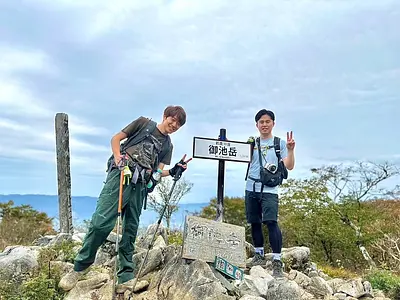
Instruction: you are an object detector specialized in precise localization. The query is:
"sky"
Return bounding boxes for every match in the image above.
[0,0,399,204]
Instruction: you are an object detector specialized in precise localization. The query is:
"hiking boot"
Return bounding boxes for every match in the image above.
[272,259,284,278]
[116,279,134,294]
[58,268,89,291]
[247,253,266,268]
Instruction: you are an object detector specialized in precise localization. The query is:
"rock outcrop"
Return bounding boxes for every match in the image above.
[0,223,393,300]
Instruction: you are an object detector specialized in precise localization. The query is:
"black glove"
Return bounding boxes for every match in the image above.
[169,159,187,180]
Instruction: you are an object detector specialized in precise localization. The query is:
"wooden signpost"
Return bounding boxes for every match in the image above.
[192,129,251,221]
[55,113,73,234]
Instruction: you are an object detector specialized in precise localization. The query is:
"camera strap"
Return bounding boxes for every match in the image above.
[247,136,284,195]
[257,136,282,167]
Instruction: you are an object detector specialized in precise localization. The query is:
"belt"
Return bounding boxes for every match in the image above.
[109,160,150,185]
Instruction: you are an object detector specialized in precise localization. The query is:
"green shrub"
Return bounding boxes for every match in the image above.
[167,229,183,246]
[0,239,78,299]
[21,273,64,300]
[318,265,358,279]
[0,200,56,251]
[366,269,400,299]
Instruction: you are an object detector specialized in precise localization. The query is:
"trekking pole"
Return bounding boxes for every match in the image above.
[128,168,183,299]
[112,157,128,300]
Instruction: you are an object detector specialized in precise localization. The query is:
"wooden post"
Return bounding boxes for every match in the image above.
[55,113,73,234]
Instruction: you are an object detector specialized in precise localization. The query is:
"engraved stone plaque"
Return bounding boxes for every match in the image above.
[182,215,246,268]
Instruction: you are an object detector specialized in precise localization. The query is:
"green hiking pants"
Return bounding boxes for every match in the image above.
[73,167,146,283]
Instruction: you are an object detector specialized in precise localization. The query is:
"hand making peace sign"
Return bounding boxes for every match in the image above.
[286,131,295,151]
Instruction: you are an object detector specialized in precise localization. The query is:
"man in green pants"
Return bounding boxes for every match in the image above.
[59,105,191,292]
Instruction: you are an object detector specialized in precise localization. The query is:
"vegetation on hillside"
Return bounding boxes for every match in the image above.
[1,160,400,298]
[196,161,400,298]
[0,200,56,251]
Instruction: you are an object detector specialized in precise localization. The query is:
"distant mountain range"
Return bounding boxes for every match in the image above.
[0,194,210,230]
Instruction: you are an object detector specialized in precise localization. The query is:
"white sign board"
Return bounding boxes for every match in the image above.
[193,137,251,163]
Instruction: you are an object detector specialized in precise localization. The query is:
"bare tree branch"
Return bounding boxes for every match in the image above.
[311,160,400,269]
[147,176,193,230]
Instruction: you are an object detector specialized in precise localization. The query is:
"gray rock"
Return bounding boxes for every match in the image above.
[306,276,333,297]
[136,223,168,250]
[93,249,111,266]
[266,278,303,300]
[288,270,311,288]
[239,295,265,300]
[327,278,347,294]
[32,235,56,246]
[105,232,120,244]
[363,281,372,294]
[162,244,180,265]
[237,274,271,298]
[265,247,311,271]
[133,247,163,278]
[245,242,255,258]
[249,265,274,280]
[150,255,235,300]
[64,272,110,300]
[48,233,72,246]
[337,278,365,298]
[153,235,167,249]
[211,267,237,293]
[0,245,40,280]
[333,292,347,299]
[72,232,86,243]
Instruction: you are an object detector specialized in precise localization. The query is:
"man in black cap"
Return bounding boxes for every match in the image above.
[245,109,295,277]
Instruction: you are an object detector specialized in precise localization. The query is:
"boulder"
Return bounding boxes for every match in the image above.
[0,245,40,281]
[150,255,236,300]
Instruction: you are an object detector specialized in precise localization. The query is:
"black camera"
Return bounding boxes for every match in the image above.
[264,163,277,173]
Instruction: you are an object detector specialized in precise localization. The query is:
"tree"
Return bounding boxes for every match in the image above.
[196,196,247,226]
[147,176,193,230]
[310,161,400,269]
[0,200,56,250]
[279,177,380,268]
[367,199,400,271]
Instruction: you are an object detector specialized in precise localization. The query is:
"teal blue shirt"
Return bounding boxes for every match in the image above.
[245,136,288,194]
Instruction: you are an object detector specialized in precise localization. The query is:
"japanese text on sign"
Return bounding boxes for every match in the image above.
[193,137,251,163]
[208,141,238,157]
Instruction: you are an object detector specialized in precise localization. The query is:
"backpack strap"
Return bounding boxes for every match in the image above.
[273,136,282,161]
[156,135,172,169]
[121,118,172,171]
[245,139,255,180]
[274,136,288,179]
[120,118,156,152]
[245,136,282,180]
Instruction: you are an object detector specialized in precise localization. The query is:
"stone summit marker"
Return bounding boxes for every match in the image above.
[182,215,246,268]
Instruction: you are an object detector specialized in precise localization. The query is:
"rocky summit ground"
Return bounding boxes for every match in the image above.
[0,223,393,300]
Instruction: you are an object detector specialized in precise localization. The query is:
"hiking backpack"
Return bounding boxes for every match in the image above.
[106,118,171,172]
[244,136,287,181]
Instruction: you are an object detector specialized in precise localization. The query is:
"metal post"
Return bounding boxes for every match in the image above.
[216,128,226,222]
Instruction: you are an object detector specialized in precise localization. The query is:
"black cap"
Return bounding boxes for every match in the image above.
[255,109,275,122]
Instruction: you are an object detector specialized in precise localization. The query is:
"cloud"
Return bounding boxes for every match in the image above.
[0,46,56,74]
[0,44,113,176]
[0,0,399,201]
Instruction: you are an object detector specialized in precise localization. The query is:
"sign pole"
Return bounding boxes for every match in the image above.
[216,128,226,222]
[192,133,251,223]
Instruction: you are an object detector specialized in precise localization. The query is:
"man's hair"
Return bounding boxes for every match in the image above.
[164,105,186,126]
[255,109,275,122]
